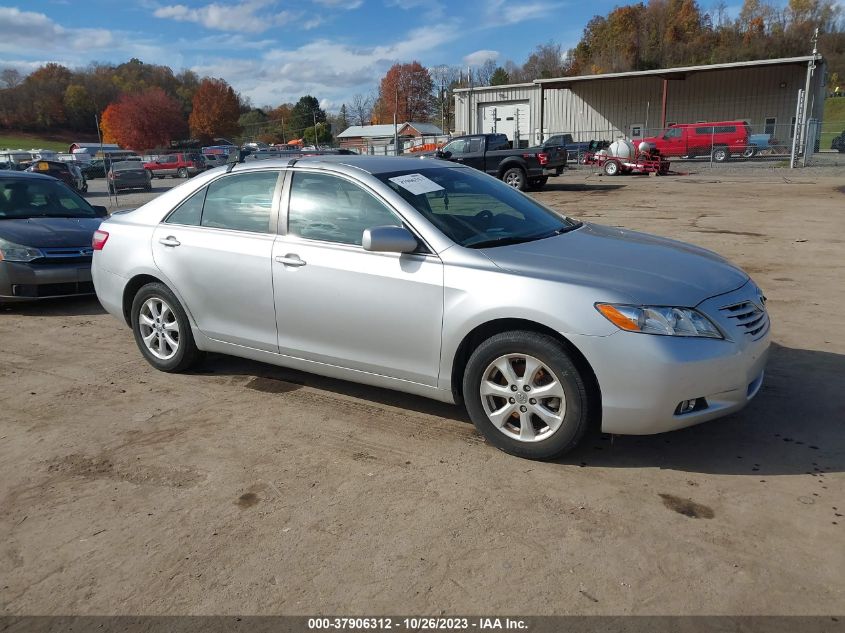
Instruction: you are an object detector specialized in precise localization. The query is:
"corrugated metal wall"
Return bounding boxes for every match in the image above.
[454,61,821,145]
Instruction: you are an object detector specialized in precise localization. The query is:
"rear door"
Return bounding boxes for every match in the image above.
[151,169,283,351]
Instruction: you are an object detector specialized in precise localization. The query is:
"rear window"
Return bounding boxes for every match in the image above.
[696,125,736,135]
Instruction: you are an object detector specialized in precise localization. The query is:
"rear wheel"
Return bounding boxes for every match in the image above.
[603,159,620,176]
[463,331,593,460]
[145,169,153,180]
[712,146,729,162]
[131,283,202,373]
[177,167,188,178]
[502,167,526,191]
[742,146,757,159]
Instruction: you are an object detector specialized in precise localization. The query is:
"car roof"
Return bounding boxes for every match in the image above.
[232,155,459,176]
[0,170,58,181]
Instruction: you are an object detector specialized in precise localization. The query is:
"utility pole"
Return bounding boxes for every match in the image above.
[393,79,399,156]
[312,110,318,146]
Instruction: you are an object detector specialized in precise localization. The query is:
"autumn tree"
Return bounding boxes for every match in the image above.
[189,78,241,142]
[99,103,120,144]
[100,88,186,151]
[375,62,434,124]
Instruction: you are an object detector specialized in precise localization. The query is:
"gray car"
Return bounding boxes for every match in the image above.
[92,157,770,459]
[108,161,152,193]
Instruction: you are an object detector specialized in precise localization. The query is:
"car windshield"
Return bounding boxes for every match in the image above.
[376,167,580,248]
[0,178,97,219]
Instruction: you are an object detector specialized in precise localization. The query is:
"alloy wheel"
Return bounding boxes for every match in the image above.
[138,297,180,360]
[479,353,566,442]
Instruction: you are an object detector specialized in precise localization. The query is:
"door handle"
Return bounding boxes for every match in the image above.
[158,236,181,247]
[275,254,306,267]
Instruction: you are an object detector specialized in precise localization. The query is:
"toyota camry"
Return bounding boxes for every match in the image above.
[92,157,770,459]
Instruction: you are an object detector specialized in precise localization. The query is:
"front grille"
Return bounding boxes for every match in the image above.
[12,281,95,298]
[32,247,93,265]
[720,300,769,339]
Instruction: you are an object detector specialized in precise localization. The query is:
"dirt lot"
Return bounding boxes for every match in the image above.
[1,170,844,616]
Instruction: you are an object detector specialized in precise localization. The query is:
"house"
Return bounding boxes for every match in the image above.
[337,122,445,154]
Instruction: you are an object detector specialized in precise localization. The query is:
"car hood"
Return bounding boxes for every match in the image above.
[480,222,749,306]
[0,217,102,248]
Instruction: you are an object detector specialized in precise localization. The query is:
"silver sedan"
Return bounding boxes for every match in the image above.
[91,157,770,459]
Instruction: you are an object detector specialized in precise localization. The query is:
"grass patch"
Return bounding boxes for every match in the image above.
[821,97,845,150]
[0,130,98,153]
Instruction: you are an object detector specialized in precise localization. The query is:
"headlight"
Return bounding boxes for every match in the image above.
[0,237,44,262]
[595,303,723,339]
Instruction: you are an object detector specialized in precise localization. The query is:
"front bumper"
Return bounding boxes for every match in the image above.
[0,260,94,302]
[573,281,771,435]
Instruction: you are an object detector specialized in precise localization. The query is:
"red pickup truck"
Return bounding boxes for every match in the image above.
[642,121,752,162]
[143,152,205,179]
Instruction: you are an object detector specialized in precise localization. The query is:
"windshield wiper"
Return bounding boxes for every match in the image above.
[466,234,546,249]
[466,225,577,249]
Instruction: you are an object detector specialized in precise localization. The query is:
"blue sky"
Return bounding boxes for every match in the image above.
[1,0,737,111]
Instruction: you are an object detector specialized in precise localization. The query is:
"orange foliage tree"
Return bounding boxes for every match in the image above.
[188,78,241,142]
[374,62,433,124]
[98,88,187,151]
[99,103,120,144]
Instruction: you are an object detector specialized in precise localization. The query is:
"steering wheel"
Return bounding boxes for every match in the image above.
[475,209,494,223]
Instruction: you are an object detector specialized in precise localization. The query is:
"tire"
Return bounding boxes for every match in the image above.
[603,159,620,176]
[712,146,729,162]
[177,167,188,178]
[742,146,757,159]
[145,169,153,180]
[501,167,526,191]
[108,184,115,194]
[528,176,548,191]
[145,183,152,191]
[462,331,594,460]
[131,282,202,373]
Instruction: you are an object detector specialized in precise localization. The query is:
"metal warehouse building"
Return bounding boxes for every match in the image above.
[453,56,826,149]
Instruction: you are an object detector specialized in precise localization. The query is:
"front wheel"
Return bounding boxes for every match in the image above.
[501,167,526,191]
[712,146,729,162]
[463,331,593,459]
[131,282,202,372]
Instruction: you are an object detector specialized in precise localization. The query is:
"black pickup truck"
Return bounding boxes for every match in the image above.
[434,133,565,190]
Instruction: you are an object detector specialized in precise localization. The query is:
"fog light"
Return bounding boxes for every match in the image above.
[675,398,707,415]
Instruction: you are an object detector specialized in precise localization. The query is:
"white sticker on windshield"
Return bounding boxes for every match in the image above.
[388,173,444,195]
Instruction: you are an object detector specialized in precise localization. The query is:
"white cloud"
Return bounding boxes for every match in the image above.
[191,23,461,108]
[463,49,499,66]
[484,0,561,26]
[153,0,298,33]
[0,7,115,53]
[312,0,363,8]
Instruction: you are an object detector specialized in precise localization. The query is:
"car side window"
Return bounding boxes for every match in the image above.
[288,172,401,246]
[468,137,483,152]
[199,171,279,233]
[664,128,682,139]
[443,139,468,155]
[166,186,207,226]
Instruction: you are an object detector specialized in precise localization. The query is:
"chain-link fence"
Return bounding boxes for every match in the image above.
[543,119,841,170]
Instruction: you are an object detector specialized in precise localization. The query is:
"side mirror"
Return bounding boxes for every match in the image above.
[362,226,418,253]
[92,205,108,218]
[439,150,452,159]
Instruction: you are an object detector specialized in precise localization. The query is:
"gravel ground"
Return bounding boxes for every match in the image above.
[1,166,843,616]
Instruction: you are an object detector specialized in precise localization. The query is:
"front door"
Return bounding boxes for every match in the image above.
[151,170,283,351]
[272,170,444,386]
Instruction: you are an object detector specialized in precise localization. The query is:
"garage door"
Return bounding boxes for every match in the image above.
[478,102,530,147]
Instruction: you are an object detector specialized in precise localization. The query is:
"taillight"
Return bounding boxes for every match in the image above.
[537,152,549,165]
[92,230,109,250]
[107,171,114,179]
